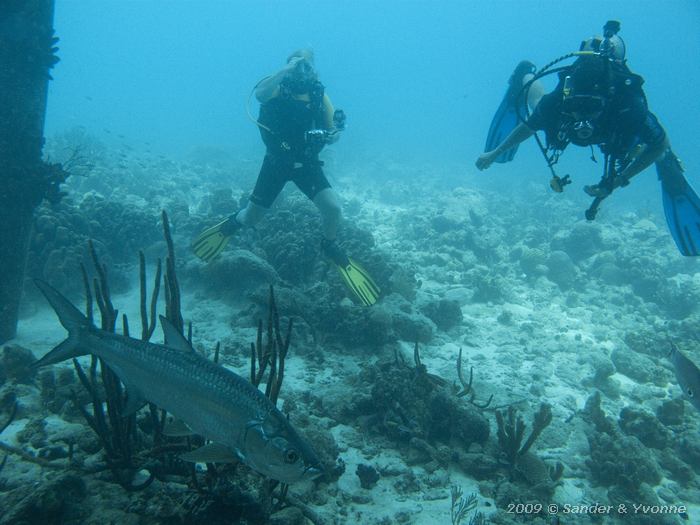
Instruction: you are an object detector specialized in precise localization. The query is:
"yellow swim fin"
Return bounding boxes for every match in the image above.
[336,258,380,306]
[191,216,240,263]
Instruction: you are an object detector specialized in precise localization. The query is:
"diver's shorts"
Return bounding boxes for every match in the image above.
[249,154,331,208]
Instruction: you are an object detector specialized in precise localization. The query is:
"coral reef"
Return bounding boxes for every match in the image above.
[588,431,662,488]
[1,212,329,525]
[450,486,486,525]
[28,197,161,294]
[550,221,606,262]
[495,404,551,469]
[344,345,490,468]
[618,406,672,449]
[355,464,380,489]
[1,346,37,384]
[4,131,700,524]
[579,391,682,522]
[192,249,280,297]
[494,404,562,497]
[545,250,578,289]
[0,473,87,525]
[420,298,463,331]
[610,346,668,386]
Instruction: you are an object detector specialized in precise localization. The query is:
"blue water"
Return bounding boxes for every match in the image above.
[46,0,700,213]
[11,2,700,521]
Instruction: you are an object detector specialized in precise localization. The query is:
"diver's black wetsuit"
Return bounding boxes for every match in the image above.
[525,66,666,159]
[250,81,332,208]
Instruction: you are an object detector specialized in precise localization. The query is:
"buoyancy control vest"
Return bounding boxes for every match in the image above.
[258,80,327,162]
[548,56,647,152]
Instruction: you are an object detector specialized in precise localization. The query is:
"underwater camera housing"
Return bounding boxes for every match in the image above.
[305,109,347,146]
[305,129,328,146]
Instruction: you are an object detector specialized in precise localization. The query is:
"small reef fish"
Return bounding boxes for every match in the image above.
[670,341,700,412]
[33,280,322,484]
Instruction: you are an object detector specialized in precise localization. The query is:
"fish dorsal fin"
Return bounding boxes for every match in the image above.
[163,418,195,437]
[180,443,242,464]
[159,315,193,352]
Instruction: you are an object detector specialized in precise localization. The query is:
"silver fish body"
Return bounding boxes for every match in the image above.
[34,280,321,483]
[670,342,700,412]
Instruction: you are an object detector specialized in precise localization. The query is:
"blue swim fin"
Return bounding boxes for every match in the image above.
[484,60,535,163]
[657,150,700,256]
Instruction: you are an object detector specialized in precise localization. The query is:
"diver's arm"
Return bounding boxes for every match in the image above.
[321,94,341,144]
[619,135,669,182]
[255,58,303,103]
[475,122,535,170]
[254,70,288,103]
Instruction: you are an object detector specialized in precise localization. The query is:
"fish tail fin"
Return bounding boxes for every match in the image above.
[33,279,91,367]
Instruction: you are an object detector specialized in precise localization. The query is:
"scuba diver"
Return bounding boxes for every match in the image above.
[191,49,380,306]
[476,21,700,257]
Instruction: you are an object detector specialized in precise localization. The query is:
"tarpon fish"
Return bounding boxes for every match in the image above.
[670,341,700,412]
[33,280,322,484]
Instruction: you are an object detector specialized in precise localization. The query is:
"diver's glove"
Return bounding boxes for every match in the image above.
[583,184,610,198]
[583,174,630,198]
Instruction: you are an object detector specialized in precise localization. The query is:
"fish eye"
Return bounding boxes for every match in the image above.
[688,388,694,398]
[284,449,299,464]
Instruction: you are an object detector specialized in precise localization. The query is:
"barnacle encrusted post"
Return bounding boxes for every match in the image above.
[0,0,65,343]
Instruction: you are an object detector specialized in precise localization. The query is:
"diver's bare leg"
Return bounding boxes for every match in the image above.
[236,201,268,227]
[313,188,342,240]
[524,72,545,110]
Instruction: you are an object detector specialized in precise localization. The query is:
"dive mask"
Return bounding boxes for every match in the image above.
[297,58,313,73]
[561,74,606,141]
[284,60,316,94]
[293,59,314,81]
[561,75,606,117]
[572,120,595,140]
